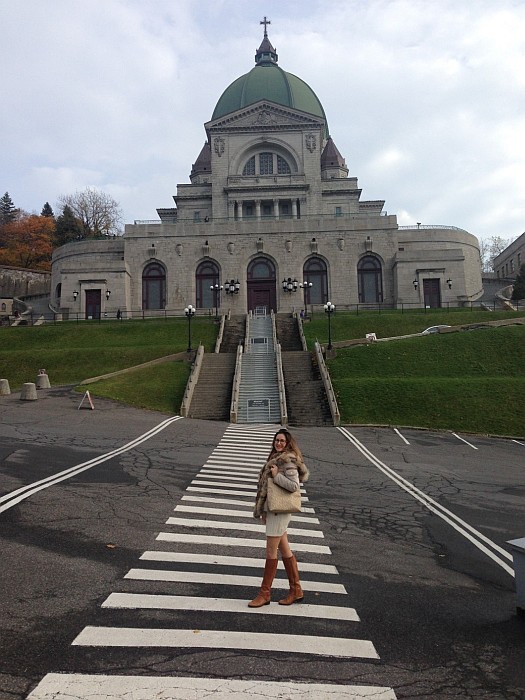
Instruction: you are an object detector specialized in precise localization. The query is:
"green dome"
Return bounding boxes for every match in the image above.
[212,62,328,134]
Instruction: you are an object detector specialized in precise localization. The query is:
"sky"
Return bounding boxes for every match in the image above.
[2,0,525,244]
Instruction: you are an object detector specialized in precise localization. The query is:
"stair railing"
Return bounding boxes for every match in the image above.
[275,342,288,426]
[179,344,205,417]
[244,313,251,353]
[229,343,244,423]
[314,340,341,426]
[296,312,308,351]
[214,315,226,353]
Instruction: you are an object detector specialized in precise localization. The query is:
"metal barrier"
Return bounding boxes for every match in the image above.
[314,340,340,426]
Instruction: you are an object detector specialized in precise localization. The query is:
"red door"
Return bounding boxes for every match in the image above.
[423,279,441,308]
[85,290,101,319]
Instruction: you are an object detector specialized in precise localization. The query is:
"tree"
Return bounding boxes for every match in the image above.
[54,204,82,246]
[511,263,525,300]
[0,215,54,270]
[57,187,123,238]
[479,235,513,273]
[0,192,18,226]
[41,202,54,218]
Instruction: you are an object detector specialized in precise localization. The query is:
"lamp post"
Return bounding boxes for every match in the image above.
[324,301,335,350]
[185,304,195,354]
[105,290,111,300]
[225,279,240,295]
[210,283,223,318]
[73,290,79,301]
[300,280,312,318]
[413,279,419,290]
[446,278,452,289]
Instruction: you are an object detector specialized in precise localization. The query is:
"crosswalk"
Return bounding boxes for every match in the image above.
[27,424,397,700]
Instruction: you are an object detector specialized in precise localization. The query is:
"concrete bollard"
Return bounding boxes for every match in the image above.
[20,382,38,401]
[0,379,11,395]
[508,538,525,616]
[35,372,51,389]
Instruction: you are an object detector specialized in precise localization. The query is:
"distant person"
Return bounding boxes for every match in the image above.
[249,429,309,607]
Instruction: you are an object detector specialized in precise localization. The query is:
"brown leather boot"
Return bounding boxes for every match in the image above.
[248,558,278,607]
[278,554,304,605]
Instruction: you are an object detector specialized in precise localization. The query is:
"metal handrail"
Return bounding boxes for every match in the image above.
[229,344,243,423]
[179,345,204,417]
[314,341,340,426]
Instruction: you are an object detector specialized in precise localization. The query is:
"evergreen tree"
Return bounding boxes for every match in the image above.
[511,263,525,300]
[41,202,54,218]
[0,192,17,225]
[55,205,82,246]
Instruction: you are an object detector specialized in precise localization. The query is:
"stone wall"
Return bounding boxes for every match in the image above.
[0,266,51,298]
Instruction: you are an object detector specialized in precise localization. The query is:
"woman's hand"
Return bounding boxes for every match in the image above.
[261,514,267,525]
[270,465,278,478]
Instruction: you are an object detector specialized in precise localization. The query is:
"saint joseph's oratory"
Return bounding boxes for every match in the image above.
[51,24,483,319]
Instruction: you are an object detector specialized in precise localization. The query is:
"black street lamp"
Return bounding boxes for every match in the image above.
[225,279,240,295]
[72,290,79,301]
[282,277,298,293]
[185,304,195,353]
[324,301,335,350]
[446,278,452,289]
[413,279,419,290]
[300,280,312,318]
[210,283,223,318]
[105,290,111,300]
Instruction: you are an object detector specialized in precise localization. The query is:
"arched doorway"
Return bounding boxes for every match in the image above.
[303,257,328,305]
[142,262,166,309]
[358,255,383,303]
[196,260,219,310]
[247,257,276,313]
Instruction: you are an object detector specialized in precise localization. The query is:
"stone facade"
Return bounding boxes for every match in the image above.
[494,231,525,279]
[51,29,482,319]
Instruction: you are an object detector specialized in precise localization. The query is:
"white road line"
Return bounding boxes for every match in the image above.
[0,415,184,514]
[174,505,320,524]
[187,486,256,497]
[202,464,260,473]
[180,494,316,513]
[139,551,338,573]
[165,517,324,538]
[156,532,332,553]
[124,568,346,593]
[452,432,478,449]
[191,479,257,489]
[512,439,525,446]
[194,474,258,483]
[73,627,374,658]
[103,593,356,619]
[338,427,514,576]
[27,674,397,700]
[394,428,410,445]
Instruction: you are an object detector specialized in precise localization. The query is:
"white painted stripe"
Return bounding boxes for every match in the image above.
[512,439,525,446]
[394,428,410,445]
[207,457,263,466]
[0,416,184,514]
[187,486,256,497]
[73,627,374,658]
[165,517,323,538]
[180,495,316,513]
[195,474,258,483]
[124,568,346,593]
[338,427,514,576]
[103,592,357,619]
[27,674,396,699]
[140,551,337,573]
[156,532,332,553]
[203,464,260,473]
[191,479,257,489]
[452,432,478,449]
[174,505,320,524]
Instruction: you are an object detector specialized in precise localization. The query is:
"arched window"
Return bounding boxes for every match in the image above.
[241,152,293,176]
[248,258,276,280]
[358,255,383,303]
[142,262,166,310]
[196,260,219,309]
[303,257,328,305]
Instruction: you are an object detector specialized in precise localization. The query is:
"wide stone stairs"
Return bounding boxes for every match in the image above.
[220,315,246,353]
[186,353,236,421]
[276,313,333,426]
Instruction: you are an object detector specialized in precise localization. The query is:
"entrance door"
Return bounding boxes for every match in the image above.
[423,279,441,308]
[85,290,101,319]
[247,257,276,313]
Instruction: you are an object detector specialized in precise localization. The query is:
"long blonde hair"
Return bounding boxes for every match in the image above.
[268,429,303,461]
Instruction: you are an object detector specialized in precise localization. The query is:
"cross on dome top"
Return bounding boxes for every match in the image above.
[255,16,278,64]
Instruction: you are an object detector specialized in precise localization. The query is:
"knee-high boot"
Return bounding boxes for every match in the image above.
[248,558,278,608]
[278,554,304,605]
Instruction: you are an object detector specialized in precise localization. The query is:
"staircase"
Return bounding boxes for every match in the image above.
[187,353,236,421]
[220,316,246,352]
[237,314,281,423]
[275,314,333,427]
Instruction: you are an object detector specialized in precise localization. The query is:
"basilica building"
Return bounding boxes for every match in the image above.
[51,24,483,319]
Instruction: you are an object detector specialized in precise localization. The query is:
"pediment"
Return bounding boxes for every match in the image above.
[205,100,324,132]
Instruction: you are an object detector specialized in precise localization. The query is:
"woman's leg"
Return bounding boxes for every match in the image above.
[248,536,279,608]
[277,532,293,559]
[266,535,281,559]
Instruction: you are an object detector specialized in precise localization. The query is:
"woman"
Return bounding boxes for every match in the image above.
[249,428,309,608]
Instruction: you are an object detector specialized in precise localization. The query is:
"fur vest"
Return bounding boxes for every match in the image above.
[253,450,309,518]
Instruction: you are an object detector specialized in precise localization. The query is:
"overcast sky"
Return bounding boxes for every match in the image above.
[2,0,524,243]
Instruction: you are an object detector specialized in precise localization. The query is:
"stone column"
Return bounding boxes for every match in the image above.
[273,198,279,220]
[292,199,298,219]
[255,199,261,220]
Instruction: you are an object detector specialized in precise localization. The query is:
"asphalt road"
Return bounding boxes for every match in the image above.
[0,387,524,699]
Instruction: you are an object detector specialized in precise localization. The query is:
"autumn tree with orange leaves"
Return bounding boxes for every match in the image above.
[0,215,55,270]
